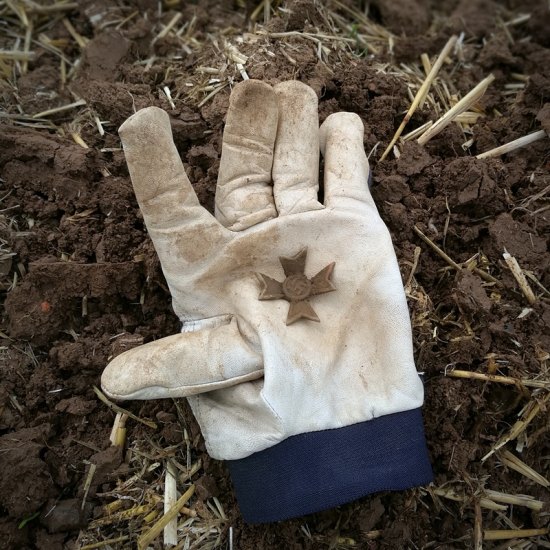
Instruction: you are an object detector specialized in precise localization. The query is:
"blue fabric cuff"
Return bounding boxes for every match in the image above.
[227,407,433,523]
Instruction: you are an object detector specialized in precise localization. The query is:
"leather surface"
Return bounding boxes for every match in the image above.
[101,80,424,460]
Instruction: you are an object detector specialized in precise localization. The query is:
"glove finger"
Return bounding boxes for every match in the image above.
[215,80,278,231]
[319,113,373,209]
[119,107,224,266]
[101,316,263,400]
[272,81,324,215]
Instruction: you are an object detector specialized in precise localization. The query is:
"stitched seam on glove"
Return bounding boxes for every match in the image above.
[181,314,233,333]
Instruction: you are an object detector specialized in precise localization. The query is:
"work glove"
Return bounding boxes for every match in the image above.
[101,80,433,523]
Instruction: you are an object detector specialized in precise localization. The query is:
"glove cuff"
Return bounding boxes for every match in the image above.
[227,407,433,523]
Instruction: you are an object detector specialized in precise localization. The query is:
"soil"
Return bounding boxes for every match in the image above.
[1,0,549,549]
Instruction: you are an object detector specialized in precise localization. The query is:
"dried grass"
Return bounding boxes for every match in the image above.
[76,406,226,549]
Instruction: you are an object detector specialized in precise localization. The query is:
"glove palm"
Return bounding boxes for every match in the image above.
[101,80,431,522]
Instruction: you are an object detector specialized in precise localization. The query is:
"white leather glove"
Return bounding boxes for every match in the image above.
[101,80,432,523]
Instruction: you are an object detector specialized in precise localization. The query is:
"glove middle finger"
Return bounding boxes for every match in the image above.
[272,81,324,216]
[215,80,278,231]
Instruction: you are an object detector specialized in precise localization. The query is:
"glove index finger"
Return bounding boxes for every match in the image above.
[319,112,373,210]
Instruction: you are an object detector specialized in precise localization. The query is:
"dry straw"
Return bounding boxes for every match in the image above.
[502,251,537,304]
[447,369,550,389]
[163,462,179,546]
[483,392,550,461]
[484,528,549,541]
[379,35,458,161]
[413,226,500,285]
[417,74,495,145]
[93,386,157,429]
[477,129,548,158]
[499,450,550,487]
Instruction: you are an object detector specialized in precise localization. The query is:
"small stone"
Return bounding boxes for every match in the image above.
[194,475,219,501]
[156,411,176,423]
[42,499,87,533]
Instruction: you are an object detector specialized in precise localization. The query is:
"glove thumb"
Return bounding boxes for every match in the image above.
[101,317,263,400]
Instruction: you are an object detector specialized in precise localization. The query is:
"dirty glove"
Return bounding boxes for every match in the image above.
[101,80,432,523]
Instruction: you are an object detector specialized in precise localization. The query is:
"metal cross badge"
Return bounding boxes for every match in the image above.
[256,248,336,325]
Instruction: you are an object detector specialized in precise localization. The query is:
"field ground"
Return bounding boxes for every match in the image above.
[1,0,549,548]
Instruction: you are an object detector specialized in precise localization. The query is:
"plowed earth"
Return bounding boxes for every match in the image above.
[0,0,549,548]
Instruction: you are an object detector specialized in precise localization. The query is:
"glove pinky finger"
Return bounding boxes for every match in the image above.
[119,106,225,266]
